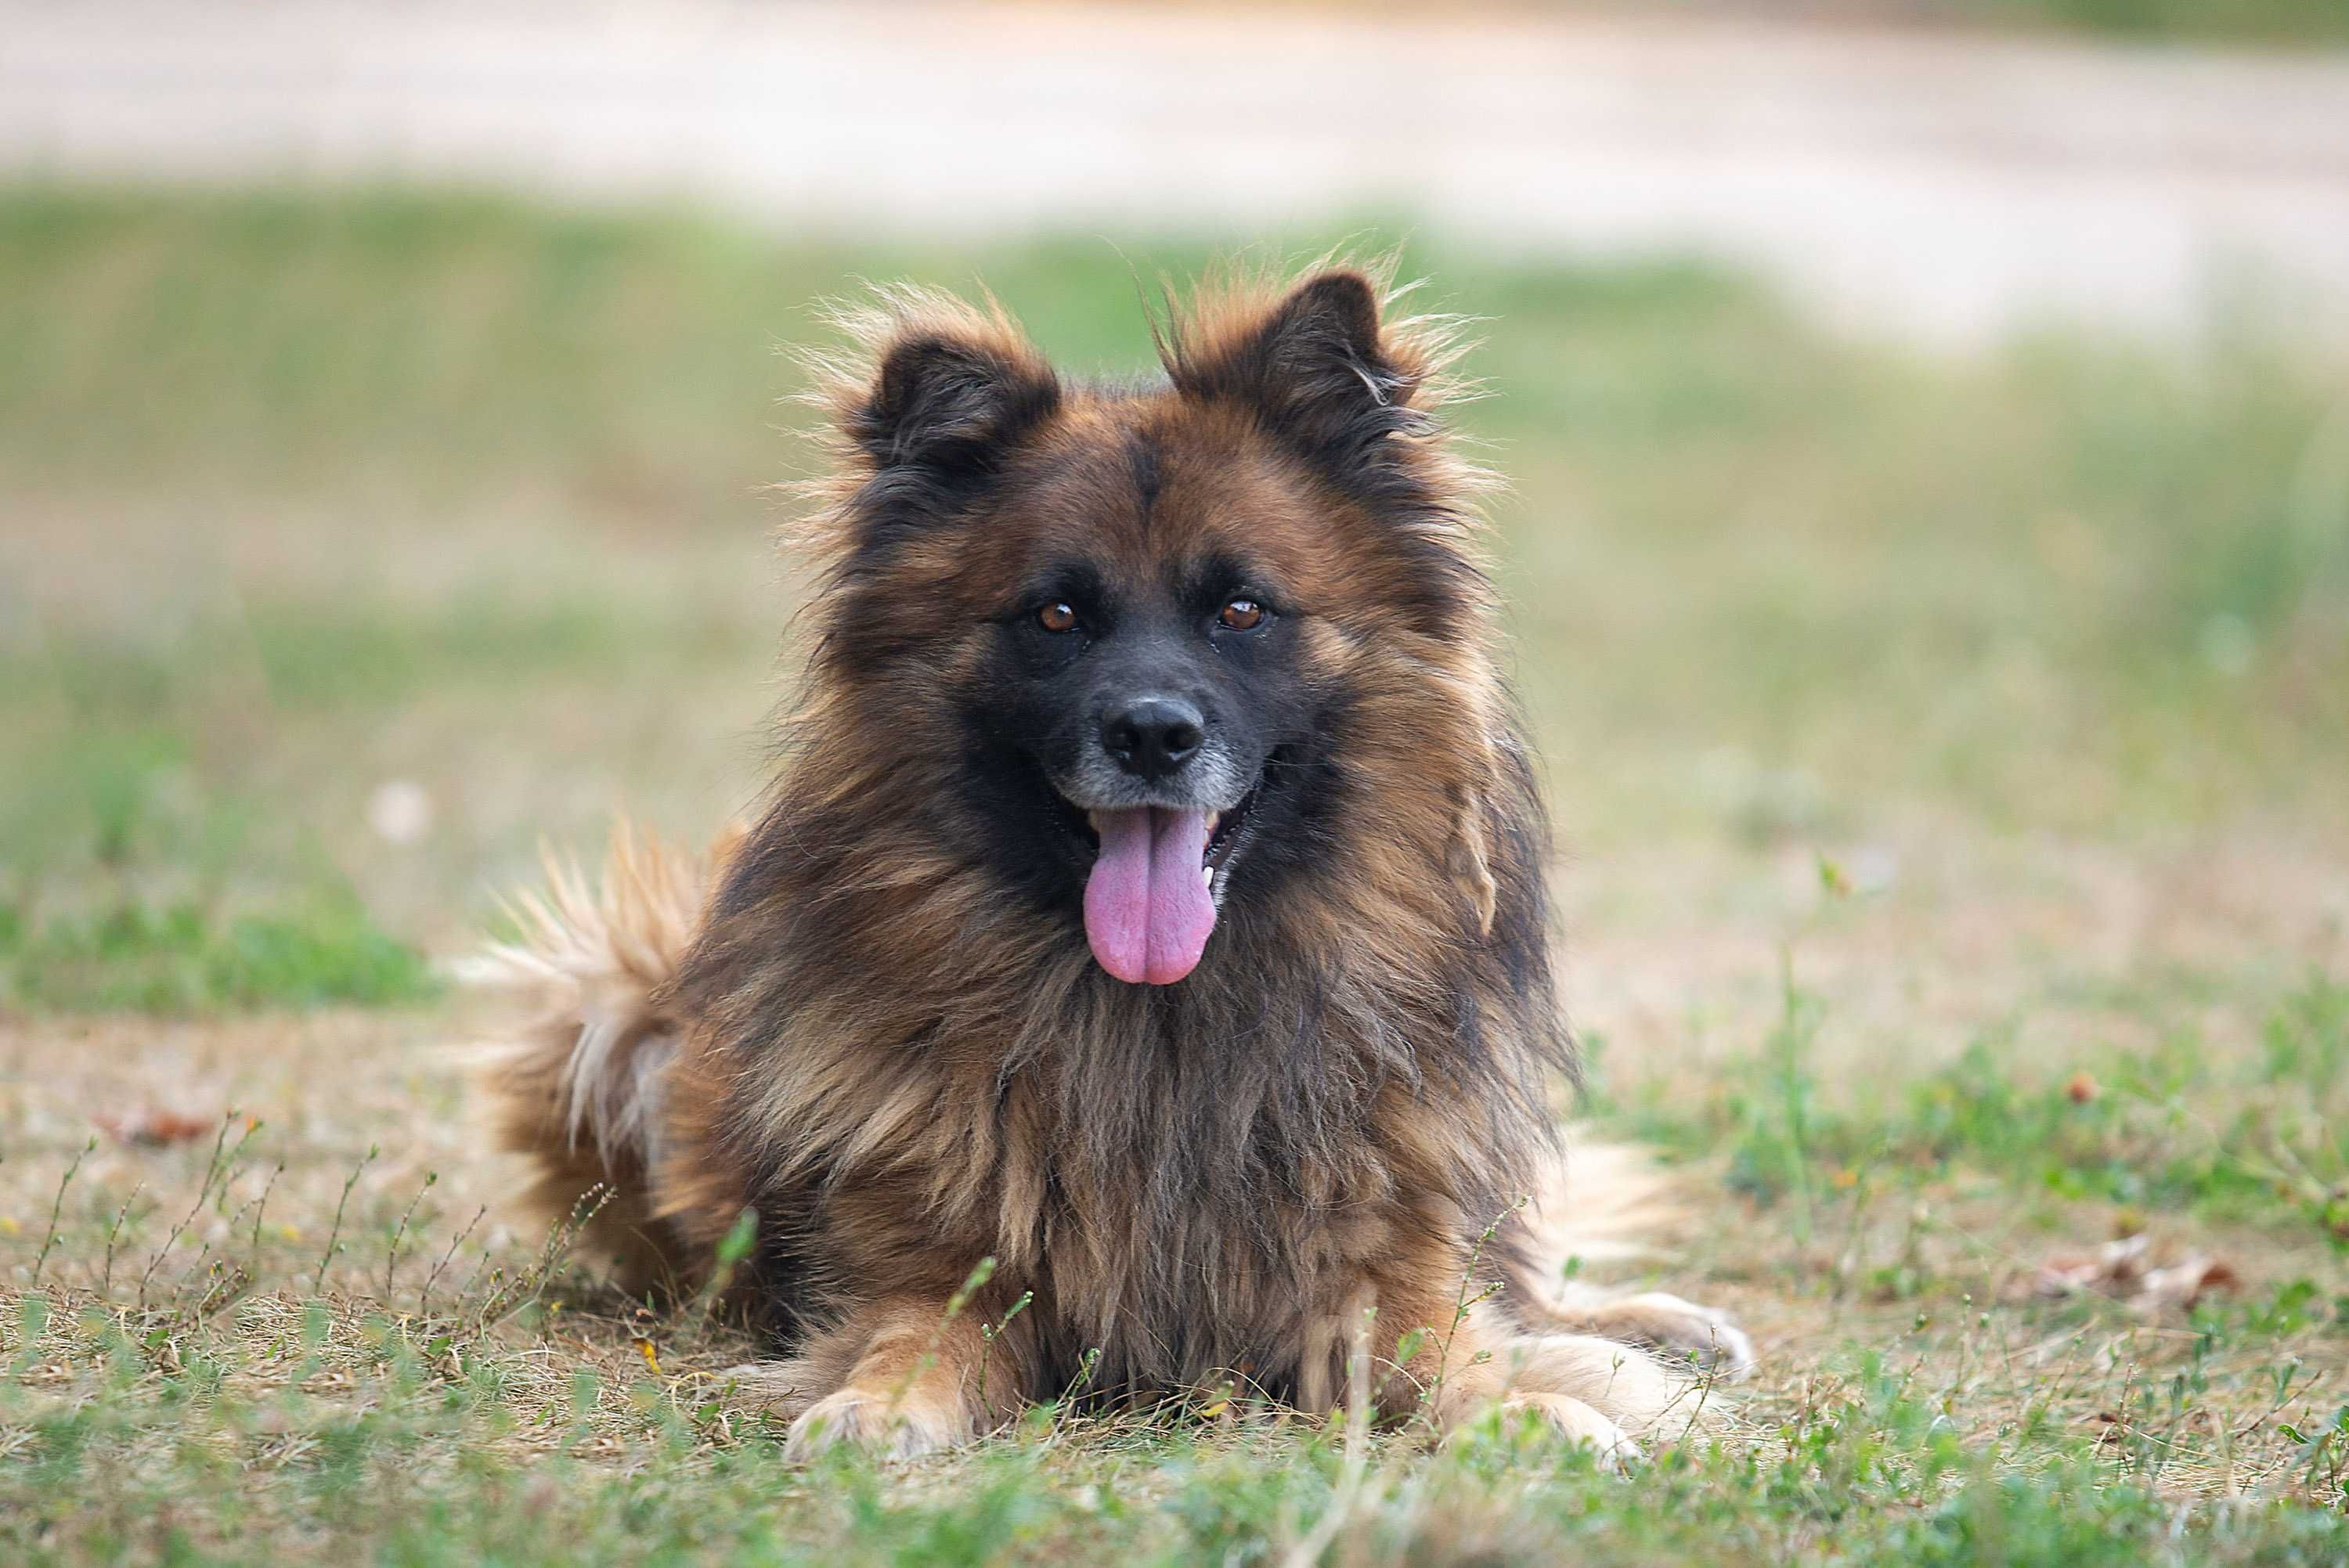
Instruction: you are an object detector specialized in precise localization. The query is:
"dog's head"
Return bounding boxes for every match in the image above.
[800,268,1511,986]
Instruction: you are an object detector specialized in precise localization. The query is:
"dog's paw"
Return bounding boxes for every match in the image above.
[723,1359,814,1414]
[1492,1393,1644,1471]
[781,1386,966,1462]
[1586,1292,1755,1381]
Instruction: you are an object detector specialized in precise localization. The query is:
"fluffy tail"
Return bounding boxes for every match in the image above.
[467,821,731,1299]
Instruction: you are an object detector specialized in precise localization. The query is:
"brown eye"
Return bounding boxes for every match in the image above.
[1218,598,1264,631]
[1037,601,1079,633]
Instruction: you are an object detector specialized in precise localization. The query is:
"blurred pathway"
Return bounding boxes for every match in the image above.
[5,1,2349,343]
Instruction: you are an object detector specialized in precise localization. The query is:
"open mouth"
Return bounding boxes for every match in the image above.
[1097,784,1260,891]
[1202,785,1260,880]
[1070,783,1261,885]
[1071,778,1263,987]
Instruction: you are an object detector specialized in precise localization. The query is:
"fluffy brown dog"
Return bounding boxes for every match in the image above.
[478,265,1750,1462]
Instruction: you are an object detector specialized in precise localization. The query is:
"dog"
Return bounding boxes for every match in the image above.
[476,265,1752,1462]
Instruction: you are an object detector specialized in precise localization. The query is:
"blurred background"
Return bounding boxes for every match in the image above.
[4,0,2346,1084]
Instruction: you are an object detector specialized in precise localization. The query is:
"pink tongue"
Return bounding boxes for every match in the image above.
[1082,806,1217,985]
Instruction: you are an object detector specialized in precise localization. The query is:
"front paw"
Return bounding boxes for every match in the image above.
[1591,1292,1755,1380]
[1463,1393,1644,1471]
[782,1386,968,1462]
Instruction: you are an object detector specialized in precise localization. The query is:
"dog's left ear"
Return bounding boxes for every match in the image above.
[1178,270,1424,470]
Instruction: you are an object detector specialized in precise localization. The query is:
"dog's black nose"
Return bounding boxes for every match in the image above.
[1100,697,1204,781]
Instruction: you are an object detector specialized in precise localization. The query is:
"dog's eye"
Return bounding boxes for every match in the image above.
[1218,598,1265,631]
[1036,601,1080,634]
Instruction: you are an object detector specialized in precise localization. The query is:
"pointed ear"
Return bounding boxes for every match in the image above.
[1175,270,1423,467]
[847,331,1060,483]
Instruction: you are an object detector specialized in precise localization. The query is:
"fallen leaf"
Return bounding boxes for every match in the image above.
[2027,1234,2239,1313]
[2135,1255,2239,1310]
[95,1108,217,1148]
[2034,1235,2151,1296]
[635,1337,661,1375]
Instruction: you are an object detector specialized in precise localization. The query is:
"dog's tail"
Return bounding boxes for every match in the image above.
[467,820,734,1300]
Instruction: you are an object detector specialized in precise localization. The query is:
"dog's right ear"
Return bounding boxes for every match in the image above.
[846,331,1061,486]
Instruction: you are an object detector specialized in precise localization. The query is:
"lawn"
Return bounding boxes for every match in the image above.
[2,188,2347,1564]
[1944,0,2349,45]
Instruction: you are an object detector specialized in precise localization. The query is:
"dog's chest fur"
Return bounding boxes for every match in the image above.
[743,960,1513,1398]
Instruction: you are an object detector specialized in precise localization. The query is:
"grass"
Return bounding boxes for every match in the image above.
[1608,964,2349,1252]
[2,186,2347,1561]
[1536,1,2349,47]
[0,899,437,1015]
[1973,0,2349,45]
[4,989,2346,1564]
